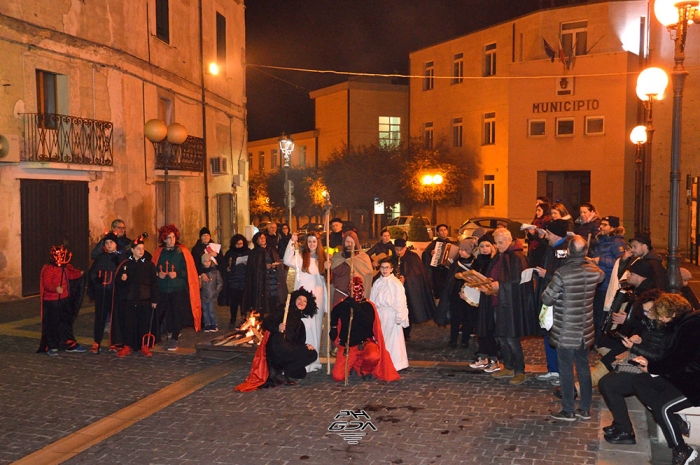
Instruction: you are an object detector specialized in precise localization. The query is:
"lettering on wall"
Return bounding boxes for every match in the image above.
[532,99,599,113]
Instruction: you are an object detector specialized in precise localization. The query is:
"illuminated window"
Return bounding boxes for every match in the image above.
[452,53,463,84]
[585,116,604,135]
[484,43,497,77]
[379,116,401,147]
[452,118,463,147]
[556,117,575,137]
[483,175,495,206]
[423,61,434,91]
[561,21,587,57]
[424,122,434,148]
[483,112,496,145]
[528,120,546,137]
[258,151,265,172]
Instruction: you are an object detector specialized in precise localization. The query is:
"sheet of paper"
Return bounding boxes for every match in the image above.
[205,243,222,254]
[235,255,248,266]
[521,268,536,284]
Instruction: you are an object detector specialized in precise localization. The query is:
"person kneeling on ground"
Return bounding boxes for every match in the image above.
[330,277,400,383]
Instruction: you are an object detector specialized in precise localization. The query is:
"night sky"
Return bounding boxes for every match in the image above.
[245,0,556,141]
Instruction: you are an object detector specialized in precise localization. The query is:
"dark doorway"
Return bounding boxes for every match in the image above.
[538,170,591,217]
[20,180,89,296]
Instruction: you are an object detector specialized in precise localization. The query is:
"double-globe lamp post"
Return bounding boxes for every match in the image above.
[422,173,443,226]
[278,133,295,229]
[654,0,699,293]
[634,67,668,236]
[144,119,188,226]
[630,125,648,236]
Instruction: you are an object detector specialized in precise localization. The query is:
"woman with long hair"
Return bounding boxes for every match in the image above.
[284,230,327,372]
[550,203,574,233]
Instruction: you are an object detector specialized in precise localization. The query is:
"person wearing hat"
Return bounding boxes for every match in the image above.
[330,277,400,383]
[392,238,436,341]
[532,219,572,383]
[628,233,668,291]
[87,232,124,354]
[435,237,477,349]
[470,233,500,371]
[590,216,627,340]
[115,234,159,357]
[191,227,218,276]
[324,217,345,250]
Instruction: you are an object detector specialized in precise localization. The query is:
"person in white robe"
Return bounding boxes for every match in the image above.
[370,257,409,371]
[284,231,328,372]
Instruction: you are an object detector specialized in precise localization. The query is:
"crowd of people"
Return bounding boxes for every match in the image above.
[38,204,700,464]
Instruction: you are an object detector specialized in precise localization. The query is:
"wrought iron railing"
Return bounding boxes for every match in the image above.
[22,113,113,165]
[154,136,205,172]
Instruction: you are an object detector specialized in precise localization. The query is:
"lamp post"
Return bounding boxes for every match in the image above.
[654,0,699,293]
[279,133,295,229]
[421,173,443,225]
[630,125,648,236]
[144,119,188,226]
[635,66,668,235]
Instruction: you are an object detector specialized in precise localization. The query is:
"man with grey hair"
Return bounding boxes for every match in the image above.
[542,235,604,421]
[481,228,537,385]
[91,219,132,259]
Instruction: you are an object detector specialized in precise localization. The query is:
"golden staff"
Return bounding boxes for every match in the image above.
[344,306,354,386]
[281,293,291,337]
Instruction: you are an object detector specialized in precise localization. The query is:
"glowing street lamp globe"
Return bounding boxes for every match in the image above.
[636,67,669,101]
[630,125,648,145]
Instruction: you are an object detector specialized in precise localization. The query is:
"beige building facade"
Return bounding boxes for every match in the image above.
[409,0,698,246]
[410,1,647,230]
[0,0,248,298]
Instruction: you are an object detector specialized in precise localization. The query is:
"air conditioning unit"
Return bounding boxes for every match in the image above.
[210,157,229,176]
[0,134,20,163]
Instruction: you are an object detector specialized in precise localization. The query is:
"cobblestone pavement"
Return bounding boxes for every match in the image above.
[4,264,700,465]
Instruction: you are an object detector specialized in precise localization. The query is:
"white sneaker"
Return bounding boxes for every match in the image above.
[469,358,489,369]
[536,372,560,381]
[483,361,502,373]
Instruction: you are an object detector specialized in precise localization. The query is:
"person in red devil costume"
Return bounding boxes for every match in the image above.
[38,245,86,356]
[330,276,400,383]
[151,224,202,351]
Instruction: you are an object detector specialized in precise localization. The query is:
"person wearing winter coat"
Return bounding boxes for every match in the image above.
[200,253,223,332]
[541,236,604,421]
[222,234,249,325]
[591,216,627,339]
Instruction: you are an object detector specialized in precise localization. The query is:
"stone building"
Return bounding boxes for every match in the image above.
[0,0,248,298]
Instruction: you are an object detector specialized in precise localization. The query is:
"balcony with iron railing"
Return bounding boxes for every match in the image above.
[21,113,205,172]
[22,113,114,166]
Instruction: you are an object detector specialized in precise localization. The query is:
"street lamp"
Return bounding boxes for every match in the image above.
[279,133,295,229]
[630,125,648,235]
[653,0,699,292]
[635,66,668,235]
[421,173,443,225]
[144,119,188,226]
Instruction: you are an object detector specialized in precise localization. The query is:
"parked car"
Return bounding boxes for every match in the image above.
[296,222,325,241]
[387,216,434,239]
[457,217,512,240]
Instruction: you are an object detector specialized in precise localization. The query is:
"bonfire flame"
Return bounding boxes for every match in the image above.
[212,311,264,347]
